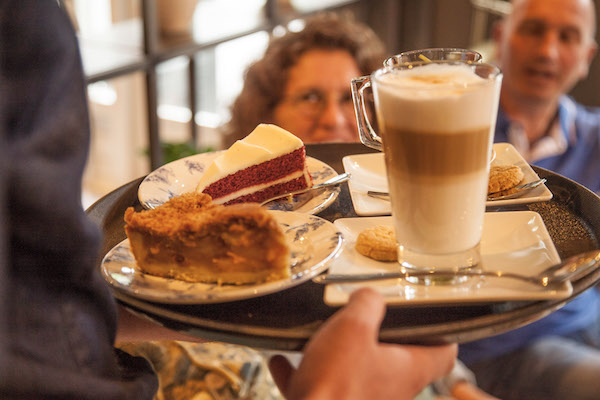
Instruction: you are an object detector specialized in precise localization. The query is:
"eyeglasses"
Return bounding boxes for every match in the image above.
[281,89,356,120]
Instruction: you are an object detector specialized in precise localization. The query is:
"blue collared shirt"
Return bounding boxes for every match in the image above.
[459,97,600,365]
[495,96,600,194]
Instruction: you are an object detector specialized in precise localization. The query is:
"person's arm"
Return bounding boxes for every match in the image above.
[449,381,500,400]
[116,305,206,343]
[432,359,499,400]
[269,288,457,400]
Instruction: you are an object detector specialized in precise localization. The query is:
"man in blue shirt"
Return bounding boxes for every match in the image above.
[496,96,600,194]
[493,0,600,194]
[459,0,600,399]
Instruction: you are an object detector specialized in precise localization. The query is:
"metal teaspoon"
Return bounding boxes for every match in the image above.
[312,250,600,287]
[260,173,350,209]
[366,178,547,202]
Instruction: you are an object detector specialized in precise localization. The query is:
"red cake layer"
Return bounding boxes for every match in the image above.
[201,147,312,202]
[224,177,309,205]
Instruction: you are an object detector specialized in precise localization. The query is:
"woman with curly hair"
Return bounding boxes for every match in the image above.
[223,12,386,146]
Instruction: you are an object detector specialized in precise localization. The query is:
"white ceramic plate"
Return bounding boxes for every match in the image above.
[343,142,553,216]
[139,152,340,215]
[101,211,343,304]
[323,211,571,306]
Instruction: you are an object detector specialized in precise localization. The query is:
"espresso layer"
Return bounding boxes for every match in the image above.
[382,126,490,178]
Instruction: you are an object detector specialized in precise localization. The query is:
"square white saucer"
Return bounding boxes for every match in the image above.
[323,211,571,306]
[343,142,553,216]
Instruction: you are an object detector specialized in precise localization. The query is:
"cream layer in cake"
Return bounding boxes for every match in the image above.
[196,124,313,205]
[208,170,309,205]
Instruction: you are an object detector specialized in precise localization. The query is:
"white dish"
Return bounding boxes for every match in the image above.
[102,211,343,304]
[139,152,340,215]
[324,211,571,306]
[343,142,553,216]
[342,153,390,216]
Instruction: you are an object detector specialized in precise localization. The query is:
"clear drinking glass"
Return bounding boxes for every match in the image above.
[383,48,482,68]
[352,48,484,151]
[352,60,502,284]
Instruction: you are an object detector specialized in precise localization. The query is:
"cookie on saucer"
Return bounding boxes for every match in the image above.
[488,165,524,194]
[355,225,397,261]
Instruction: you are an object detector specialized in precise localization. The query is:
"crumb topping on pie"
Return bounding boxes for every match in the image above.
[124,193,291,285]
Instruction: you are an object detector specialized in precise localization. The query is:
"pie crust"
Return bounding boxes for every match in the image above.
[124,193,291,284]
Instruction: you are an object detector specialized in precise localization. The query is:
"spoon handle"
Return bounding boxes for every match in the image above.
[487,178,547,200]
[367,179,547,202]
[313,269,544,286]
[260,173,350,206]
[314,250,600,287]
[313,172,351,189]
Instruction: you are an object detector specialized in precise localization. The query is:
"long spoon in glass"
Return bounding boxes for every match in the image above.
[367,179,547,202]
[313,250,600,287]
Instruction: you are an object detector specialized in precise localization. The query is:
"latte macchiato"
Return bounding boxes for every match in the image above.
[371,62,502,274]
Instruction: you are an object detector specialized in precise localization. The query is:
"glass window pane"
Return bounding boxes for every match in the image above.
[290,0,355,13]
[212,31,270,118]
[191,0,268,43]
[196,31,269,149]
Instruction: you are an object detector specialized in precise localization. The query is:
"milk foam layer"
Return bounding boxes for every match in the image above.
[375,63,499,133]
[375,63,501,256]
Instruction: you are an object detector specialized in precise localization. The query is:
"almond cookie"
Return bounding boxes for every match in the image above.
[355,225,397,261]
[488,165,524,194]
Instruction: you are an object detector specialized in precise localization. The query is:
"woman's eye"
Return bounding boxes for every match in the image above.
[341,92,354,104]
[298,91,323,104]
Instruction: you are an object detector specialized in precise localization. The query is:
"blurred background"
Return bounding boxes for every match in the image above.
[66,0,600,207]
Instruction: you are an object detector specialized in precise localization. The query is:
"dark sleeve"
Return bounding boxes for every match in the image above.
[0,1,157,398]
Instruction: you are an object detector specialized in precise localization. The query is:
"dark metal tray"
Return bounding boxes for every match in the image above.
[87,143,600,350]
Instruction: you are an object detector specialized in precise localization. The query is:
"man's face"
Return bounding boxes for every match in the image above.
[496,0,596,104]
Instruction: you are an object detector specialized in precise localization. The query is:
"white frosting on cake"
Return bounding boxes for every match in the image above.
[196,124,304,192]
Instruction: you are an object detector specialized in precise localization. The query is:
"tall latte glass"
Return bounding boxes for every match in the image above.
[352,61,502,284]
[384,48,482,68]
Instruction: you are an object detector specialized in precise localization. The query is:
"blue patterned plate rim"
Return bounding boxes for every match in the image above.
[101,210,344,304]
[138,152,340,215]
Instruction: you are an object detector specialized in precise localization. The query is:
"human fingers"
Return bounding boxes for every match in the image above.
[321,287,386,341]
[382,342,458,393]
[297,289,456,400]
[268,354,295,396]
[452,381,501,400]
[297,289,386,384]
[347,286,386,317]
[292,288,385,378]
[279,289,387,399]
[409,343,457,378]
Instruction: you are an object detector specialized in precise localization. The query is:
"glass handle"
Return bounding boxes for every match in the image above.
[351,75,382,151]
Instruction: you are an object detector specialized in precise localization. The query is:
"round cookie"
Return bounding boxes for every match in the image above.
[355,225,397,261]
[488,165,524,194]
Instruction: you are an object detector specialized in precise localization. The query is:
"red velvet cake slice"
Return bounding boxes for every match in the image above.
[196,124,313,205]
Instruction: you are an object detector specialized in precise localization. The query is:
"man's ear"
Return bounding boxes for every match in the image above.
[492,20,505,61]
[580,42,598,79]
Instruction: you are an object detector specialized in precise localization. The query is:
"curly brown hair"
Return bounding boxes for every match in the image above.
[222,12,386,146]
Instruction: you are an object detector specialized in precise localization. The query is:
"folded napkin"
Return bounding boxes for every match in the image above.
[118,341,283,399]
